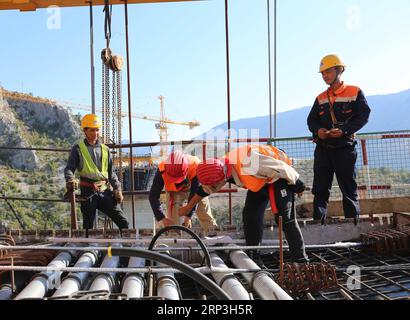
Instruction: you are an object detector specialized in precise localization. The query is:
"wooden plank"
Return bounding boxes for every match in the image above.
[296,197,410,218]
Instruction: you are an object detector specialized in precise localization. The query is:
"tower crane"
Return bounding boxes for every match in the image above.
[56,96,200,159]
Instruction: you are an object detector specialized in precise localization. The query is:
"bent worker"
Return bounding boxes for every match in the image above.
[178,144,309,263]
[149,150,218,235]
[64,114,129,236]
[307,54,371,223]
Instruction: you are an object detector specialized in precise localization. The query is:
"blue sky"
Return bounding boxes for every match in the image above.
[1,0,410,143]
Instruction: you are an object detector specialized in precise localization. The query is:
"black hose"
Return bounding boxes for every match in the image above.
[111,247,231,300]
[148,225,212,268]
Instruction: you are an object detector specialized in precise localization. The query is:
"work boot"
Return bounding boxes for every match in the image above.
[292,256,310,264]
[248,250,267,269]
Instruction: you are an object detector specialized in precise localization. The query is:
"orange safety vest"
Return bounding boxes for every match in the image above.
[226,145,292,193]
[317,83,360,107]
[158,155,200,192]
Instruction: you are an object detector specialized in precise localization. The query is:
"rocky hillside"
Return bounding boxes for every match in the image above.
[0,89,81,170]
[0,88,82,229]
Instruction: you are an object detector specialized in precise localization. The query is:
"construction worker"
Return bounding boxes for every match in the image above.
[178,145,309,263]
[64,114,129,236]
[149,150,218,234]
[307,54,371,223]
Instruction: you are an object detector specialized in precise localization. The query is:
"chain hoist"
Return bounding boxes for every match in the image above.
[100,0,124,185]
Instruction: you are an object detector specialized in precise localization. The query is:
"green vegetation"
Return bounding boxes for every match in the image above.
[0,167,71,230]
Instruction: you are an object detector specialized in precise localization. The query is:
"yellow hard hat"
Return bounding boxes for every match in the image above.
[81,114,102,129]
[319,54,346,73]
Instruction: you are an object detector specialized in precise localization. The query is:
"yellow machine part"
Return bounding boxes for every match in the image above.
[0,0,196,12]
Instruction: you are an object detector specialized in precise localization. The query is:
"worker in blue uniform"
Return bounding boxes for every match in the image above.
[307,54,371,224]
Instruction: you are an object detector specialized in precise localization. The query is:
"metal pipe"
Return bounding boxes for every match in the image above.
[111,247,231,300]
[89,1,95,113]
[273,0,277,139]
[0,196,66,202]
[340,288,354,300]
[121,245,145,299]
[156,272,180,300]
[224,0,232,225]
[156,246,180,300]
[0,129,407,152]
[0,271,47,300]
[124,0,136,229]
[148,225,212,269]
[2,241,365,250]
[0,284,13,300]
[208,252,249,300]
[267,0,272,139]
[5,263,410,274]
[52,247,99,298]
[0,146,70,152]
[278,216,284,285]
[69,190,77,231]
[0,265,273,274]
[0,239,365,251]
[229,246,292,300]
[89,244,121,292]
[306,292,315,300]
[15,248,76,300]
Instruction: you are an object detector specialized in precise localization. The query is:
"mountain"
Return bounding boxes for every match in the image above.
[197,89,410,139]
[0,89,82,229]
[0,89,81,170]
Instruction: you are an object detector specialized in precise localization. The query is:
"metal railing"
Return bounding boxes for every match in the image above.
[1,130,410,230]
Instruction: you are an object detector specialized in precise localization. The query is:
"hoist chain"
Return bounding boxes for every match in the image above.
[100,1,124,186]
[117,70,123,186]
[105,64,111,143]
[111,71,116,145]
[101,62,105,141]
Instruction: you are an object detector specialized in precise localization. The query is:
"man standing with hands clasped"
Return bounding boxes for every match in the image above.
[307,54,371,224]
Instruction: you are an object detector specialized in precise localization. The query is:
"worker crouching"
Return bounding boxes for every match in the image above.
[149,151,218,235]
[179,144,309,263]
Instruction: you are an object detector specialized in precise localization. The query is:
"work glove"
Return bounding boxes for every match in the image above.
[114,189,124,204]
[66,178,79,192]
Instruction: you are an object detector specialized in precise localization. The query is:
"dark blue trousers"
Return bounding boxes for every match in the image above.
[80,188,129,230]
[242,179,308,263]
[312,144,360,220]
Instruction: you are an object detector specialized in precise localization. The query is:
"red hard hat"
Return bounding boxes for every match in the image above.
[164,151,189,183]
[197,158,232,186]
